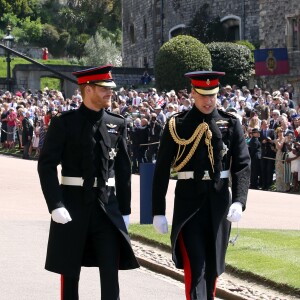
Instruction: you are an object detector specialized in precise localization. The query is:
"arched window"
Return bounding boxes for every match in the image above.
[221,15,241,41]
[169,24,187,40]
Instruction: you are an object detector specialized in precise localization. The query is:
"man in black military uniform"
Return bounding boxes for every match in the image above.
[152,71,250,300]
[38,65,139,300]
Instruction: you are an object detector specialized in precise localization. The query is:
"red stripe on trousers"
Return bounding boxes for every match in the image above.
[213,277,218,298]
[61,275,64,300]
[178,232,192,300]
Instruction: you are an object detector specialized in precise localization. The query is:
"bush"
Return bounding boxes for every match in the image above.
[154,35,212,92]
[206,42,253,87]
[235,40,256,64]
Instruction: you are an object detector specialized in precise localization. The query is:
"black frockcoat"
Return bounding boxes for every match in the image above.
[38,104,139,276]
[152,107,250,276]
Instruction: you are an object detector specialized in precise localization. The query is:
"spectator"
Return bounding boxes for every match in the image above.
[147,113,163,163]
[1,103,9,148]
[22,111,33,159]
[7,107,17,149]
[154,105,166,125]
[286,142,300,192]
[260,120,276,190]
[42,47,49,60]
[274,127,290,192]
[255,96,270,121]
[249,128,261,189]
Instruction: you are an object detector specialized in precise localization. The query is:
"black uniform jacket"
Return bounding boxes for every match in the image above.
[38,104,139,276]
[152,107,250,275]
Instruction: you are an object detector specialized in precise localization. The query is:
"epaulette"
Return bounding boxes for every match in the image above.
[171,110,189,119]
[56,109,76,118]
[105,110,125,119]
[217,109,237,119]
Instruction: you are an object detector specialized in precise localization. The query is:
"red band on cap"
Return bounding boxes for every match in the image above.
[191,78,219,88]
[77,72,112,84]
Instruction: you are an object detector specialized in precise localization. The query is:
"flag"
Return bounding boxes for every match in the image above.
[254,48,289,76]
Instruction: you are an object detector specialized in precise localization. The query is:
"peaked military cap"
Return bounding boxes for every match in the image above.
[72,64,116,88]
[185,71,225,95]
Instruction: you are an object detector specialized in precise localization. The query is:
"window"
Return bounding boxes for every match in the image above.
[287,17,300,50]
[129,24,135,44]
[221,16,241,41]
[143,18,147,39]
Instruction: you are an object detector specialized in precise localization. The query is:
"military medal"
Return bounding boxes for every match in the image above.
[108,148,117,160]
[221,142,229,157]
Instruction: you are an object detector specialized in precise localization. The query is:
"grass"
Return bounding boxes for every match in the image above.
[129,224,300,293]
[0,56,74,77]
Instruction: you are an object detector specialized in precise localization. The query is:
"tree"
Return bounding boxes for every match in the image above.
[188,4,227,43]
[80,31,122,66]
[154,35,212,92]
[18,16,43,45]
[206,42,253,86]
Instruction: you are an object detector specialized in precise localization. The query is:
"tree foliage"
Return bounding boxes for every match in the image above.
[188,4,227,43]
[80,31,122,66]
[154,35,212,92]
[0,0,122,59]
[206,42,253,86]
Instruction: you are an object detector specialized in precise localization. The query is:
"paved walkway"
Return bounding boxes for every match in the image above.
[0,155,299,300]
[132,167,300,230]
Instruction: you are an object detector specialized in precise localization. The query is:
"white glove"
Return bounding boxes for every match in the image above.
[51,207,72,224]
[153,215,168,234]
[123,215,130,230]
[227,202,243,222]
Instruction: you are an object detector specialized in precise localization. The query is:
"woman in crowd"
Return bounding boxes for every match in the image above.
[7,108,17,149]
[274,127,290,192]
[0,103,9,148]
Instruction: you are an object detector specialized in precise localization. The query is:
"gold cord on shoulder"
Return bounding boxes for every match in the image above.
[169,116,214,172]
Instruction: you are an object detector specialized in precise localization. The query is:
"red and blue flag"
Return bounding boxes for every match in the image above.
[254,48,289,76]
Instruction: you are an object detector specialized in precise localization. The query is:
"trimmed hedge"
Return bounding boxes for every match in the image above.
[154,35,212,92]
[206,42,253,87]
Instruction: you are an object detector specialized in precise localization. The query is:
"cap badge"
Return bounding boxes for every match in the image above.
[206,79,210,85]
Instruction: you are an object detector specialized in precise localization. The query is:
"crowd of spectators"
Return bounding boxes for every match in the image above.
[1,82,300,193]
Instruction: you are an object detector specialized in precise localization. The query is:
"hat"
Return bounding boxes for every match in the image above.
[72,65,116,88]
[252,128,259,134]
[272,90,282,100]
[154,105,162,110]
[225,85,232,90]
[185,71,225,95]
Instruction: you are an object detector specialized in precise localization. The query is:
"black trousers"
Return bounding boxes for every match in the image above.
[61,202,121,300]
[179,204,217,300]
[250,158,261,188]
[260,157,275,189]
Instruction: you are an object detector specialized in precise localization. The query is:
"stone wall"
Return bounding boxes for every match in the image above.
[258,0,300,100]
[122,0,260,68]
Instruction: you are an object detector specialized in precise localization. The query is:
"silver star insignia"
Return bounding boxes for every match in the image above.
[221,142,229,157]
[109,148,117,160]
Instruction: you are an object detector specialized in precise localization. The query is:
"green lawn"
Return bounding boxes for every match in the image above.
[129,224,300,292]
[0,56,74,77]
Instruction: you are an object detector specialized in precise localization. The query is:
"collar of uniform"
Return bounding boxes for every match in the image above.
[187,106,219,121]
[79,103,104,122]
